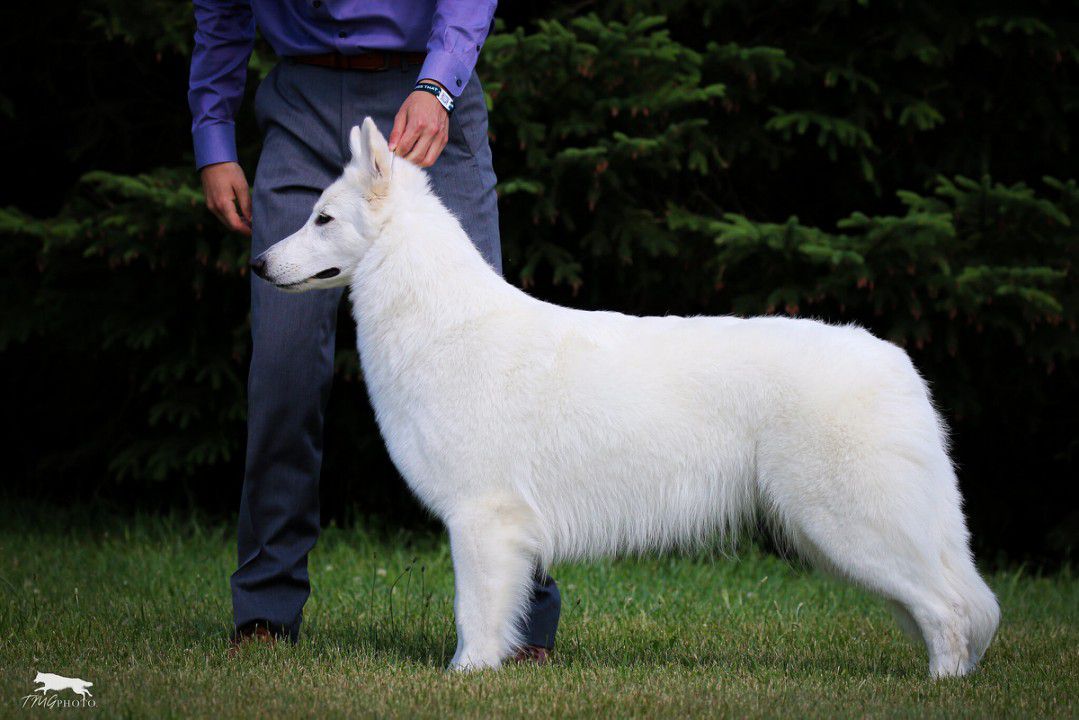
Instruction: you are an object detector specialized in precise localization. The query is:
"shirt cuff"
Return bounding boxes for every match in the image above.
[418,50,475,97]
[193,122,239,170]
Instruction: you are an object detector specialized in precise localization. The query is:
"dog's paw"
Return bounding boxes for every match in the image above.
[447,653,502,673]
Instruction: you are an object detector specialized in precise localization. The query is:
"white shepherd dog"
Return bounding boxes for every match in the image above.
[253,118,999,677]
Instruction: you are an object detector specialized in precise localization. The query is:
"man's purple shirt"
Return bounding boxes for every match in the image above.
[188,0,498,169]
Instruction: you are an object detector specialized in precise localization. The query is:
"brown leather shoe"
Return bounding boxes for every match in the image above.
[512,645,553,665]
[227,624,278,659]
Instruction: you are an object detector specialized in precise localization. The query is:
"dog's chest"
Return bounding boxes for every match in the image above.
[358,339,491,509]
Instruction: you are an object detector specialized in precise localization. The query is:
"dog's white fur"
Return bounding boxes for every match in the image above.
[256,118,1000,677]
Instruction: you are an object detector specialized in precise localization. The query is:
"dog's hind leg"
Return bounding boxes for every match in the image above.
[774,458,998,678]
[445,499,540,671]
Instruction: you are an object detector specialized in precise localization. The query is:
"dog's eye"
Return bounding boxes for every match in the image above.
[315,212,333,226]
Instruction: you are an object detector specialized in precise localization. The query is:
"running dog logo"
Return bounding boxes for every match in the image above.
[33,672,93,698]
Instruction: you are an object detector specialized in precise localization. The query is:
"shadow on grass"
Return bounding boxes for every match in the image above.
[188,606,923,680]
[552,634,922,679]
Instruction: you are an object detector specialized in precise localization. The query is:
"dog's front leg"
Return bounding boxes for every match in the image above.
[446,507,538,672]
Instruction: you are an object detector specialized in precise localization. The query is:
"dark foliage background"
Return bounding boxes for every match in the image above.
[1,1,1076,567]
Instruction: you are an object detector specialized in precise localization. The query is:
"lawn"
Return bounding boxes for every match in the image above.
[0,507,1075,719]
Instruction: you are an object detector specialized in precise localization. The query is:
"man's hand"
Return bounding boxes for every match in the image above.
[388,79,450,168]
[201,161,252,236]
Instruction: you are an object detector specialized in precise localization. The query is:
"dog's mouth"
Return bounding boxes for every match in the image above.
[275,268,340,290]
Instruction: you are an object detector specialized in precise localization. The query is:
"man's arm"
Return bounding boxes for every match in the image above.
[189,0,256,234]
[389,1,498,167]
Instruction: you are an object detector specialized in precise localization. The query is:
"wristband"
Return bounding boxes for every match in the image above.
[414,82,454,115]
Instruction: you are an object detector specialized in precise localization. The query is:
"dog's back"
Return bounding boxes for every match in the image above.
[445,307,931,563]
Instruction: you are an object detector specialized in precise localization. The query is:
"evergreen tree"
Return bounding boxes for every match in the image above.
[1,1,1076,560]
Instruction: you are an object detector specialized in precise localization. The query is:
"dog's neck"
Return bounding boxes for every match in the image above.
[347,187,519,364]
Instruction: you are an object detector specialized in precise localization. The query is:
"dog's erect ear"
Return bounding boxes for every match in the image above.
[348,124,365,164]
[347,119,391,186]
[362,117,392,178]
[348,117,391,182]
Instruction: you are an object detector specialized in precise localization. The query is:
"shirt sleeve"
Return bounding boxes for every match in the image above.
[418,0,498,97]
[188,0,256,169]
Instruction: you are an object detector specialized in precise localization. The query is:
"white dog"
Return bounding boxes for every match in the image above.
[33,672,93,697]
[253,118,999,677]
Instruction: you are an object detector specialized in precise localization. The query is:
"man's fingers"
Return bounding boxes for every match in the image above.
[396,130,421,158]
[420,132,449,168]
[225,200,252,235]
[200,162,252,235]
[209,194,251,235]
[405,135,433,165]
[396,114,425,159]
[388,111,406,153]
[235,181,252,224]
[405,129,436,165]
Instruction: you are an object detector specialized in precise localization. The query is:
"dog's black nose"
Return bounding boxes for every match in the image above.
[250,256,268,280]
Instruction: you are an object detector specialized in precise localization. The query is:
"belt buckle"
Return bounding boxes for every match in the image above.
[375,53,391,71]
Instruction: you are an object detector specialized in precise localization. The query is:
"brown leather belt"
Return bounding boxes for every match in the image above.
[291,51,426,71]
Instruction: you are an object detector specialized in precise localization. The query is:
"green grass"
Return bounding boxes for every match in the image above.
[0,510,1075,719]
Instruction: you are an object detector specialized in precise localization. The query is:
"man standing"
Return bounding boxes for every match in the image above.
[188,0,560,662]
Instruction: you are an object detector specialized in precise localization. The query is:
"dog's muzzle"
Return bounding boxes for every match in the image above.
[249,253,340,286]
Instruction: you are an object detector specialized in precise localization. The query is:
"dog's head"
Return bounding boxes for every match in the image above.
[251,117,410,292]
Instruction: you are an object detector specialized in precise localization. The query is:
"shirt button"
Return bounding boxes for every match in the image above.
[455,78,462,87]
[338,31,346,38]
[312,0,321,6]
